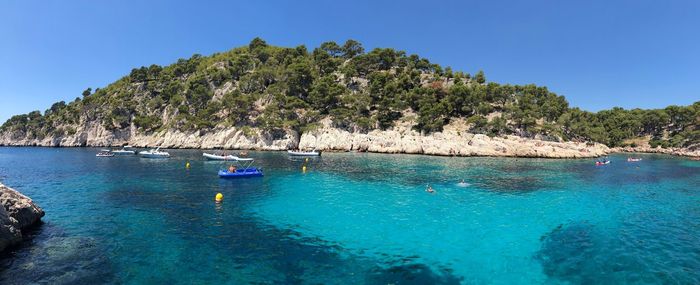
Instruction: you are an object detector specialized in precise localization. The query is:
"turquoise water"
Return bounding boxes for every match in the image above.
[0,148,698,284]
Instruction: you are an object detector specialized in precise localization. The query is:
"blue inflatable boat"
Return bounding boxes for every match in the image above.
[218,168,264,178]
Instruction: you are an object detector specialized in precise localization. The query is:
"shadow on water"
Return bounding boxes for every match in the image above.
[474,174,552,193]
[0,223,115,285]
[365,263,462,285]
[102,183,463,284]
[536,219,700,284]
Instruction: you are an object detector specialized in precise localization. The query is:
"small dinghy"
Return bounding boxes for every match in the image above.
[203,152,238,160]
[287,149,321,156]
[627,158,642,162]
[595,160,610,165]
[218,156,263,178]
[139,147,170,158]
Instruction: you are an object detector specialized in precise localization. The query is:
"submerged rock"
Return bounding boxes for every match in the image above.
[0,234,115,285]
[0,183,45,252]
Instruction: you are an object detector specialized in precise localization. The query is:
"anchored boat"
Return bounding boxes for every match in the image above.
[203,152,238,160]
[96,150,114,157]
[139,147,170,158]
[218,156,263,178]
[112,146,136,155]
[287,149,321,156]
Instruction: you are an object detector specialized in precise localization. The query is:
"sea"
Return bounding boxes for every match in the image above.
[0,147,698,284]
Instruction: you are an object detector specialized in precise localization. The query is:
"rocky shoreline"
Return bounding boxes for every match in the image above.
[0,119,613,158]
[0,183,45,252]
[610,146,700,158]
[2,119,698,158]
[298,124,611,158]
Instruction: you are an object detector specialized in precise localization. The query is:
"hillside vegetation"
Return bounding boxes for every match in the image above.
[1,38,698,148]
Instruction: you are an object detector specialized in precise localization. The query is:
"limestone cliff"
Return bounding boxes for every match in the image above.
[0,118,610,158]
[298,119,610,158]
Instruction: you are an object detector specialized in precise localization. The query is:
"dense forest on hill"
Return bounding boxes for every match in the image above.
[1,38,698,148]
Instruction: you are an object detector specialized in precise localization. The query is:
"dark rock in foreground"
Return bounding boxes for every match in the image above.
[0,183,45,252]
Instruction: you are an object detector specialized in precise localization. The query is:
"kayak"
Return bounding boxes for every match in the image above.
[218,168,264,178]
[595,161,610,165]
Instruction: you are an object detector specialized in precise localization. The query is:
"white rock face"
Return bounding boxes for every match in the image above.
[611,146,700,157]
[0,118,614,157]
[299,126,609,158]
[0,125,299,151]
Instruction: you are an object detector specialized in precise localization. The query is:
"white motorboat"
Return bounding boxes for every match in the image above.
[139,147,170,158]
[96,150,114,157]
[287,150,321,156]
[203,152,239,160]
[112,146,136,155]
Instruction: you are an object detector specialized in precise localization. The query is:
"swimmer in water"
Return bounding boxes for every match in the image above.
[426,184,435,193]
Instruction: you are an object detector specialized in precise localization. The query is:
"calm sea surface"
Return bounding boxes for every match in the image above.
[0,147,698,284]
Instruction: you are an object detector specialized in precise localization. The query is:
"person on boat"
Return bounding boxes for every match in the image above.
[228,165,236,173]
[426,184,435,193]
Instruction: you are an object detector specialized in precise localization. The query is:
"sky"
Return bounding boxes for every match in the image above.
[1,0,699,123]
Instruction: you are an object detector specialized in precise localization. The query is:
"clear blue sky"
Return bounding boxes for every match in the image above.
[1,0,699,123]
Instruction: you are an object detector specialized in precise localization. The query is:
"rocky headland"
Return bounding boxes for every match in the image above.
[0,183,45,252]
[1,39,698,160]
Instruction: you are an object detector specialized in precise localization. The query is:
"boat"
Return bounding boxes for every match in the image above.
[217,156,263,178]
[96,150,114,157]
[203,152,238,160]
[287,149,321,156]
[139,147,170,158]
[218,168,264,178]
[112,146,136,155]
[627,158,642,162]
[595,160,610,165]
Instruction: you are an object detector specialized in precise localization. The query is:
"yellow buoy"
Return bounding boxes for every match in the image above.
[305,158,309,163]
[302,165,307,172]
[215,193,224,203]
[185,161,191,169]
